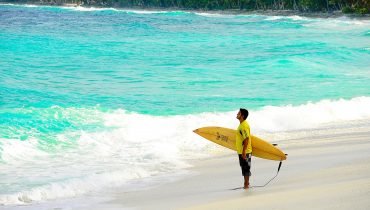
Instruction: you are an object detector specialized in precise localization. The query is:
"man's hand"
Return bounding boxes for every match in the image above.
[242,152,247,160]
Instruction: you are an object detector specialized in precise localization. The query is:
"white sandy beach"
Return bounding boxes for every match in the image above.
[93,123,370,210]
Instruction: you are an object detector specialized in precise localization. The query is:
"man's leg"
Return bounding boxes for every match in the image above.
[244,154,251,189]
[244,176,250,189]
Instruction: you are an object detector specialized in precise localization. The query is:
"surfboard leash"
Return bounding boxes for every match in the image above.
[229,161,284,190]
[250,161,283,188]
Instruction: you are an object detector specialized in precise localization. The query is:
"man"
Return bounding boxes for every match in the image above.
[236,108,252,189]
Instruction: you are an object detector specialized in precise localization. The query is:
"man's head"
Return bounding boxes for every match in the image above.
[237,108,249,121]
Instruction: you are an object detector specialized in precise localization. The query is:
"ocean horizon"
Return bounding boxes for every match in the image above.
[1,3,370,207]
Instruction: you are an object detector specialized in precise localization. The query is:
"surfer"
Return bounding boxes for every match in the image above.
[236,108,252,189]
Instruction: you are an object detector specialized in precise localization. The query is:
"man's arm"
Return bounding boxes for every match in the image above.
[242,136,249,159]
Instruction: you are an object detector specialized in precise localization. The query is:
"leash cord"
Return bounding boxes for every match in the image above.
[251,161,282,188]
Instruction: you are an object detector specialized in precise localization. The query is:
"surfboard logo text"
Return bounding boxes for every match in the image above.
[216,132,228,142]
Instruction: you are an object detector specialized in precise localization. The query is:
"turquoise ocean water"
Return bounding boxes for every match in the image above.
[1,4,370,206]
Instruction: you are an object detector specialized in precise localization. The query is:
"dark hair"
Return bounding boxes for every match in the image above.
[240,108,249,119]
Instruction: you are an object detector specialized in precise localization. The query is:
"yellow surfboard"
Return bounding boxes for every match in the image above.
[193,126,287,161]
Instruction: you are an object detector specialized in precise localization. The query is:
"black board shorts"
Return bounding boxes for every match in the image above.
[238,154,252,176]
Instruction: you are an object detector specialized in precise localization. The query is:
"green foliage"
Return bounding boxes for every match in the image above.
[342,4,369,14]
[355,7,368,14]
[342,6,355,13]
[4,0,370,14]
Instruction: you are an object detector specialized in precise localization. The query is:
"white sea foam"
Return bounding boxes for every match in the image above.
[251,96,370,133]
[303,16,370,29]
[0,3,15,6]
[264,15,308,21]
[62,6,119,12]
[62,6,180,15]
[0,137,48,164]
[1,96,370,205]
[122,9,179,14]
[23,4,39,8]
[194,12,232,18]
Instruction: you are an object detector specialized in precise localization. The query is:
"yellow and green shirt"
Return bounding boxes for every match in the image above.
[236,120,252,155]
